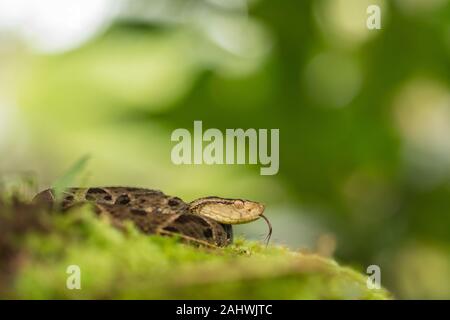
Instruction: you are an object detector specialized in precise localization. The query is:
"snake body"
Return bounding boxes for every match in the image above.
[33,187,270,247]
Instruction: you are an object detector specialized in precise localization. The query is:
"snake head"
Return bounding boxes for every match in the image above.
[189,197,265,225]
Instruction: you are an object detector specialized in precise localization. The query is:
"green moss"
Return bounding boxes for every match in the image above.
[3,206,391,299]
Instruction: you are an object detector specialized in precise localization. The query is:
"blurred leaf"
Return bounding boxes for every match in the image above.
[52,155,91,200]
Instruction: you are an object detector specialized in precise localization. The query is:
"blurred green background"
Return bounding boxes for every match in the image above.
[0,0,449,299]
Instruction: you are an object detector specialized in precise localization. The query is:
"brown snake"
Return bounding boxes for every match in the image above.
[32,187,272,247]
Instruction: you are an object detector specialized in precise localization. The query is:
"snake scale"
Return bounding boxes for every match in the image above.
[33,187,272,247]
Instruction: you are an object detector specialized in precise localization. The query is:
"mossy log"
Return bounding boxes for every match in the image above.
[0,199,391,299]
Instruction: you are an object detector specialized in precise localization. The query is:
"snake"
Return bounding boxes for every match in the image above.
[32,187,272,247]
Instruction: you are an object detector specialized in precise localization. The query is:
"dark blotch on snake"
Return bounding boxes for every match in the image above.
[164,226,179,233]
[175,215,189,224]
[196,217,210,227]
[126,187,140,192]
[87,188,108,194]
[131,209,147,216]
[115,194,130,205]
[203,229,212,238]
[168,197,181,207]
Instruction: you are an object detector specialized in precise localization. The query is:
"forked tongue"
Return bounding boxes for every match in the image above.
[260,214,272,246]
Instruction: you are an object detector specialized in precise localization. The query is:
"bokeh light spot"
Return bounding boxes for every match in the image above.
[303,52,362,108]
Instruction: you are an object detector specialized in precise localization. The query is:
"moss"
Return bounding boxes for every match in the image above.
[1,203,391,299]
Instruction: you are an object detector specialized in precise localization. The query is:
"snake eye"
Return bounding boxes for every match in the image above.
[234,200,244,209]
